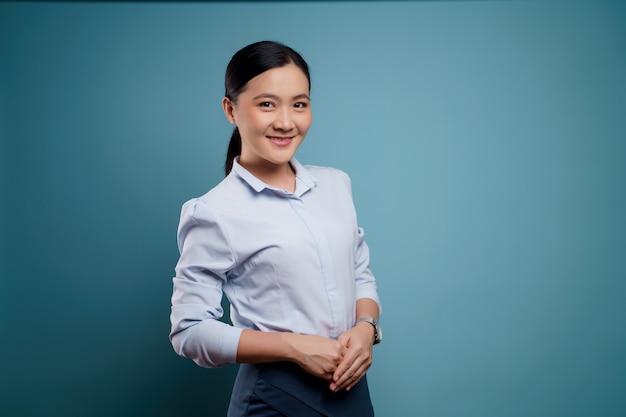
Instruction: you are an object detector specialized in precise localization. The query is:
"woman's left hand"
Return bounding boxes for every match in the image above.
[329,322,374,392]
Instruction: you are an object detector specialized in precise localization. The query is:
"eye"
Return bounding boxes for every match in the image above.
[294,102,308,109]
[259,101,274,108]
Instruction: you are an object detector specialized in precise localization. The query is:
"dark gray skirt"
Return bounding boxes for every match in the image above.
[227,362,374,417]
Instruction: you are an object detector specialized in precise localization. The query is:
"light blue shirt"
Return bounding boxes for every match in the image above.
[170,158,381,368]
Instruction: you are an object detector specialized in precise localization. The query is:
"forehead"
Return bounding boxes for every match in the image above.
[242,64,310,96]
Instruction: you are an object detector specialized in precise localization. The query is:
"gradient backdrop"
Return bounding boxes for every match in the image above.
[1,1,625,416]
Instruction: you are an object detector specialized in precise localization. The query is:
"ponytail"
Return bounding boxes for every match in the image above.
[224,127,241,176]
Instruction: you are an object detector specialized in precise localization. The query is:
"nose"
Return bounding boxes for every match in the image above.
[273,108,294,131]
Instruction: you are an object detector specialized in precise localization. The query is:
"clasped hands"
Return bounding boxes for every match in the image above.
[293,322,374,392]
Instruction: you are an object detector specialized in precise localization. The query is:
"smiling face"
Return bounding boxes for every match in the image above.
[223,63,312,174]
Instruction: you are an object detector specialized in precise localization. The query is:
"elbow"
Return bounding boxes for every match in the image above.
[169,331,190,362]
[170,330,223,369]
[169,322,238,369]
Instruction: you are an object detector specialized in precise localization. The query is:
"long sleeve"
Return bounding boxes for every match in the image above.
[169,159,382,369]
[353,226,381,312]
[169,199,243,368]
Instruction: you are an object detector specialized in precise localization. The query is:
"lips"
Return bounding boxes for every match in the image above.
[267,136,294,146]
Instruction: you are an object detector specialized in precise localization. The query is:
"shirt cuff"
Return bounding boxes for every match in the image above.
[219,325,244,365]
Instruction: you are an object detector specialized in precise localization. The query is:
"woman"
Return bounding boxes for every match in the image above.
[170,41,382,417]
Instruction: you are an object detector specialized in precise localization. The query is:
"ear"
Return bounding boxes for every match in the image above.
[222,97,236,125]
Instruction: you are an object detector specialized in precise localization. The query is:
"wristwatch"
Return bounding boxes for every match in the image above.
[356,317,382,345]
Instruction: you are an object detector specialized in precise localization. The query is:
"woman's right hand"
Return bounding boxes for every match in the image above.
[281,333,346,381]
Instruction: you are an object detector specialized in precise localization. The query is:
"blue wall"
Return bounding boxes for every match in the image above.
[1,1,625,416]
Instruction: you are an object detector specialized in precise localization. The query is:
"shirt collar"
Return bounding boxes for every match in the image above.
[231,157,317,195]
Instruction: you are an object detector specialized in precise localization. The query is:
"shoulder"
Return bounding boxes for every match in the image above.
[299,164,355,201]
[180,175,249,220]
[304,164,351,185]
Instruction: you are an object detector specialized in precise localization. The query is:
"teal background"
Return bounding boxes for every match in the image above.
[1,1,625,416]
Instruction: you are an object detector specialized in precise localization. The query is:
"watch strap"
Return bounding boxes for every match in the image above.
[355,317,381,345]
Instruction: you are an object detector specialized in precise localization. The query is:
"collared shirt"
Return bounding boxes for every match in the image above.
[170,158,380,368]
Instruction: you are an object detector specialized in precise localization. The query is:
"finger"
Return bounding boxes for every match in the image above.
[333,358,362,390]
[329,358,353,391]
[333,372,357,392]
[335,364,359,390]
[336,359,370,391]
[345,363,369,391]
[345,375,362,392]
[332,350,358,382]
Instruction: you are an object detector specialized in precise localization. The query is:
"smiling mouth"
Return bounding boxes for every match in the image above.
[267,136,294,143]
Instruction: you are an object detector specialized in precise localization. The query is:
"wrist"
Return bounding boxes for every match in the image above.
[355,321,376,345]
[355,317,382,345]
[278,332,299,362]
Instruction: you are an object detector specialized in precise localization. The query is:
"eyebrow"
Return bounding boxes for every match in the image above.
[252,93,311,101]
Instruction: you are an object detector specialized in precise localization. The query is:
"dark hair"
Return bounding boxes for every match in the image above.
[223,41,311,176]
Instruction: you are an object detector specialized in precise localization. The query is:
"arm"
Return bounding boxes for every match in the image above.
[328,220,382,391]
[171,199,348,375]
[170,199,241,368]
[330,298,380,392]
[236,329,346,381]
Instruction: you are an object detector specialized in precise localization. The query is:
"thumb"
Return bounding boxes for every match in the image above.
[337,332,350,347]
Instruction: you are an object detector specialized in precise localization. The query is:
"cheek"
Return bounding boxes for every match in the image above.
[298,112,313,132]
[240,108,267,132]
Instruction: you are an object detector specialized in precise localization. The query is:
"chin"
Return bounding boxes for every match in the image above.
[269,151,297,164]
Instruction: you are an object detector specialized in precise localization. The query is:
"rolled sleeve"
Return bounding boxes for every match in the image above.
[169,199,241,368]
[354,226,382,313]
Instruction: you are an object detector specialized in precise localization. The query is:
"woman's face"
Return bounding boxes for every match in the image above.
[224,64,312,170]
